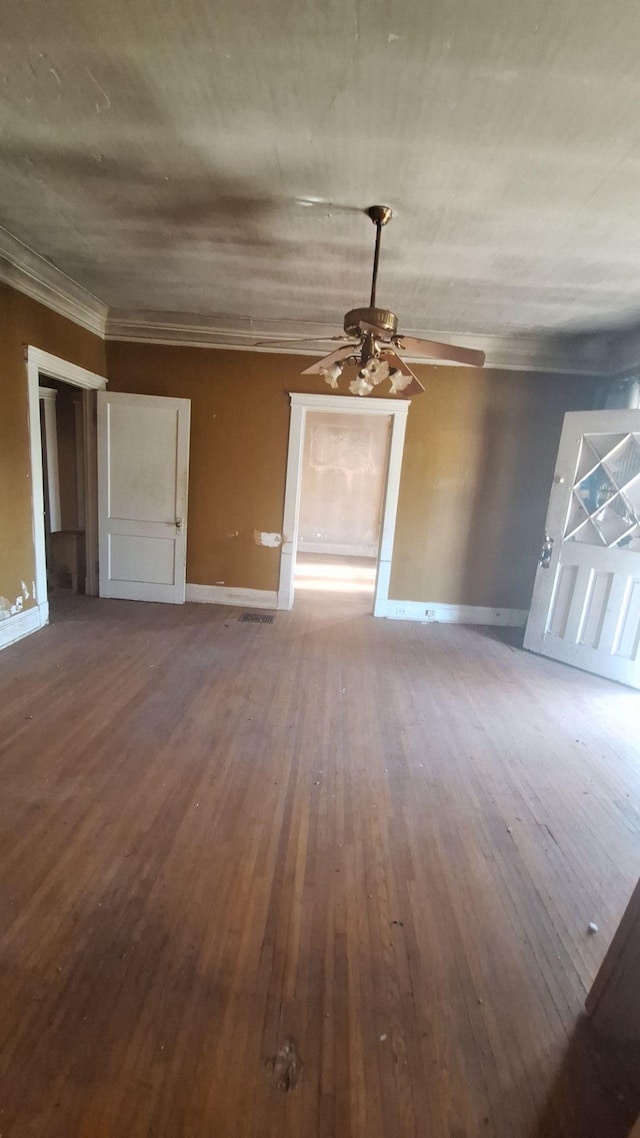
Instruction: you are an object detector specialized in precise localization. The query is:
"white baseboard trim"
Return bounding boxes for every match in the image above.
[0,603,47,650]
[297,542,378,558]
[186,584,278,610]
[384,600,528,626]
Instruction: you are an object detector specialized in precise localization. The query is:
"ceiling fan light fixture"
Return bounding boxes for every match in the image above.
[273,204,483,396]
[363,357,389,384]
[349,371,374,397]
[388,367,411,395]
[320,361,343,388]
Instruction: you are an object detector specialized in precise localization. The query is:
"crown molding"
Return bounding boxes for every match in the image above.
[606,326,640,379]
[0,221,629,379]
[0,226,107,337]
[105,308,610,375]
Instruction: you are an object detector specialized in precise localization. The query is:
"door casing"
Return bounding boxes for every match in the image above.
[278,393,410,615]
[26,346,107,626]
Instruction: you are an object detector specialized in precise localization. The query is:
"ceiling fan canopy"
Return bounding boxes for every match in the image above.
[256,204,486,397]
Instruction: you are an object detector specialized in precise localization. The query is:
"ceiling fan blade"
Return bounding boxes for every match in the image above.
[300,345,358,375]
[253,335,349,347]
[380,350,425,396]
[394,336,485,368]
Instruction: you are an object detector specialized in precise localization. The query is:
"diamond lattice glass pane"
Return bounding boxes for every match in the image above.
[566,431,640,546]
[592,492,638,547]
[584,433,629,461]
[574,462,618,517]
[603,433,640,490]
[568,518,606,546]
[574,437,602,484]
[564,492,593,542]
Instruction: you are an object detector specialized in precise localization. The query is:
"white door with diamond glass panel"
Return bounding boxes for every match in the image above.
[524,409,640,688]
[98,391,191,603]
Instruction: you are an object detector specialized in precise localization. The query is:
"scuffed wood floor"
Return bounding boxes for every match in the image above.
[0,594,639,1137]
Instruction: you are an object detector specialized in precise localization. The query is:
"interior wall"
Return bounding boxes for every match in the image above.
[107,341,598,608]
[50,381,83,531]
[0,283,106,621]
[390,366,598,607]
[298,411,389,557]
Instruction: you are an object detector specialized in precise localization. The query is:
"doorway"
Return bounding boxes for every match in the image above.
[27,348,107,628]
[294,409,389,602]
[39,379,92,599]
[278,393,410,615]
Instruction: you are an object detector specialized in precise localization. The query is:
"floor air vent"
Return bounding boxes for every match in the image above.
[238,612,274,624]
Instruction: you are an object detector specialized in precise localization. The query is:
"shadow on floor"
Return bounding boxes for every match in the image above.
[529,1015,639,1138]
[471,624,526,650]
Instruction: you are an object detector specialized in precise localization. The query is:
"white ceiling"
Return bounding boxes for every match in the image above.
[3,0,640,353]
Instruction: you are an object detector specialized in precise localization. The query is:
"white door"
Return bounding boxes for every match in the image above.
[97,391,191,603]
[524,409,640,688]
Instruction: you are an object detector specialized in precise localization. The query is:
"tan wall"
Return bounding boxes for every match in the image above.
[107,341,597,609]
[0,283,105,619]
[391,365,596,608]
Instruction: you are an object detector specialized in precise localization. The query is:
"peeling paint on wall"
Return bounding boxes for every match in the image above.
[254,530,282,548]
[0,594,24,620]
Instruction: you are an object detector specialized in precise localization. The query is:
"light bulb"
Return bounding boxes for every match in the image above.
[320,362,343,388]
[389,368,411,394]
[349,371,373,397]
[364,357,389,385]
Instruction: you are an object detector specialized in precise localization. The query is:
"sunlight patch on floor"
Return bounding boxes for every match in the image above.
[294,555,376,594]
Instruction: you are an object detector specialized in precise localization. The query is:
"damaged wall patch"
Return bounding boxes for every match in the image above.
[254,531,282,548]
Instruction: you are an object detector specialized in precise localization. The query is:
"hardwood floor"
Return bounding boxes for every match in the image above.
[0,594,639,1137]
[294,552,377,597]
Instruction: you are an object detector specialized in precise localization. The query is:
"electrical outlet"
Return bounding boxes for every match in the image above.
[424,609,435,620]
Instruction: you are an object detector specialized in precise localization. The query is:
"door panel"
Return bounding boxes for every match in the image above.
[98,392,191,603]
[524,409,640,688]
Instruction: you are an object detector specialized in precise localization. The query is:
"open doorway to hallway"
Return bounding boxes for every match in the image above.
[293,409,390,605]
[25,347,107,632]
[278,394,409,615]
[39,379,96,600]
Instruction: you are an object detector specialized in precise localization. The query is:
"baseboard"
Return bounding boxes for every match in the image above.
[384,600,528,627]
[297,542,378,558]
[0,604,47,650]
[186,584,278,610]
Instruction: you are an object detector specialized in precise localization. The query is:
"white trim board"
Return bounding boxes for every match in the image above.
[106,308,611,376]
[27,347,108,637]
[38,387,62,532]
[384,601,528,626]
[297,542,378,557]
[0,605,47,652]
[0,226,107,337]
[278,393,409,616]
[0,219,633,378]
[186,584,278,609]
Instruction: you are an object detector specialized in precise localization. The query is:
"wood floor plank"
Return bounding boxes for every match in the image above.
[0,594,639,1137]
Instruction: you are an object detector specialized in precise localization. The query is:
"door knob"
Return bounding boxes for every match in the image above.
[539,532,554,568]
[175,518,184,534]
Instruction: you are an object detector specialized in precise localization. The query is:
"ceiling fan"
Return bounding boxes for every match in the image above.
[255,205,485,396]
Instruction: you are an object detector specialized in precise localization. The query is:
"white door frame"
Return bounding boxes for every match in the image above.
[278,393,410,615]
[27,347,107,627]
[38,386,62,532]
